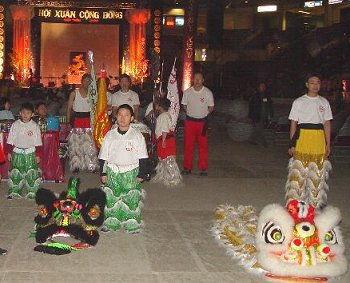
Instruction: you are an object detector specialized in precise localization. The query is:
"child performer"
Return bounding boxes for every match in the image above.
[99,104,150,233]
[7,103,42,199]
[286,73,333,209]
[152,98,182,187]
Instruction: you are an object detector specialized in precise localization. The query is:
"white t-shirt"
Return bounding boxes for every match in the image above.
[7,120,42,149]
[145,102,153,117]
[289,94,333,124]
[181,86,214,119]
[99,127,148,172]
[73,89,90,112]
[155,112,172,138]
[111,90,140,110]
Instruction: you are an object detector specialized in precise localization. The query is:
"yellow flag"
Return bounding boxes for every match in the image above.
[93,75,111,148]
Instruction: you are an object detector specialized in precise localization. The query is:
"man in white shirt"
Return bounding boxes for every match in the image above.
[111,74,140,121]
[181,72,214,176]
[288,74,333,158]
[286,73,333,209]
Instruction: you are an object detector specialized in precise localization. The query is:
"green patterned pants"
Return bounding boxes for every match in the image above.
[102,167,143,233]
[8,152,41,199]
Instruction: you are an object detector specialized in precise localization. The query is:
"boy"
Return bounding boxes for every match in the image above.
[35,102,60,131]
[286,73,333,209]
[35,102,48,120]
[152,98,182,186]
[7,103,42,199]
[99,104,150,233]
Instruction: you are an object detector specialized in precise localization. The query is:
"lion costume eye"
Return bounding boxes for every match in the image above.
[262,222,285,244]
[324,229,338,244]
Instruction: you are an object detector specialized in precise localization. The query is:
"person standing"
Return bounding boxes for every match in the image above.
[286,73,333,209]
[111,74,140,121]
[66,74,92,129]
[99,104,150,233]
[181,72,214,176]
[66,74,98,173]
[7,103,42,200]
[152,98,182,186]
[248,82,274,147]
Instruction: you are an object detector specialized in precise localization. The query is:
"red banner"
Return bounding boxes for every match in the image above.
[181,0,197,92]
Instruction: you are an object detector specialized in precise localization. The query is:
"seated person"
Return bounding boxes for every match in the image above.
[35,102,48,119]
[0,97,15,122]
[35,102,60,131]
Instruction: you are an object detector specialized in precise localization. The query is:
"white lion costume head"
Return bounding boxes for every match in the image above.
[256,200,347,279]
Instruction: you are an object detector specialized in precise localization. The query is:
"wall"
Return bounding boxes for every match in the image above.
[40,22,119,86]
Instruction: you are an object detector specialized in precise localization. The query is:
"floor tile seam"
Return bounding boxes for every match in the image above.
[167,211,209,273]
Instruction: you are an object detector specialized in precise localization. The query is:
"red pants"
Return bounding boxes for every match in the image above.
[183,119,208,170]
[0,143,5,164]
[157,136,176,160]
[73,117,91,128]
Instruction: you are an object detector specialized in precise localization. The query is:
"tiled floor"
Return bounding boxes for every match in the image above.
[0,129,348,282]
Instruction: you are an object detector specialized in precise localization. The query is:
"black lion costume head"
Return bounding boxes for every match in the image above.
[34,177,106,255]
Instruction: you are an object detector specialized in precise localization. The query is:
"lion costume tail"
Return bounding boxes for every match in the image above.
[212,205,263,273]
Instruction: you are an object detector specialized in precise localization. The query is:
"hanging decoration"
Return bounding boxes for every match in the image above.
[9,5,34,85]
[0,4,4,80]
[151,4,162,55]
[126,9,150,83]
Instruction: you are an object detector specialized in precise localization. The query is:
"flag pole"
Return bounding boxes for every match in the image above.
[87,51,97,132]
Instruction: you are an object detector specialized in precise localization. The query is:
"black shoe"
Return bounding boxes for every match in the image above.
[6,195,13,200]
[0,248,7,255]
[181,169,191,175]
[200,171,208,177]
[73,168,79,174]
[101,227,110,233]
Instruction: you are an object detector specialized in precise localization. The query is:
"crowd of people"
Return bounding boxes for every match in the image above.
[0,71,215,235]
[0,71,336,254]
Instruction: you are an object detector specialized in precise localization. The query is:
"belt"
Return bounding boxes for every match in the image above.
[186,115,209,136]
[186,115,206,122]
[13,147,36,154]
[74,112,90,118]
[157,133,175,143]
[289,123,324,148]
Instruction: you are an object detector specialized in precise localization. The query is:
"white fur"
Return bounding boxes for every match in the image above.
[256,204,348,277]
[315,206,341,240]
